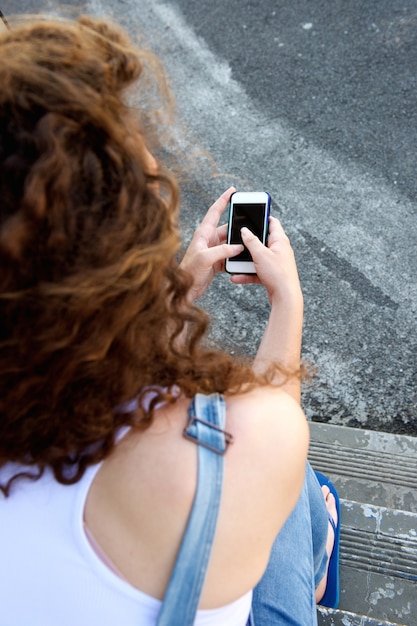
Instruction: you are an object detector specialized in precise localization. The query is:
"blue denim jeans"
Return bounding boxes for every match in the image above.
[251,462,328,625]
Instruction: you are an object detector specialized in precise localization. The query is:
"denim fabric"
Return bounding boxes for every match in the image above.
[251,462,328,626]
[156,393,227,626]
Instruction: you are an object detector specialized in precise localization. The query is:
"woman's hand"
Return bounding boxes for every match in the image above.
[180,187,243,301]
[230,216,302,306]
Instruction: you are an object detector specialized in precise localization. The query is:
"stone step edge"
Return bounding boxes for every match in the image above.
[317,606,406,626]
[309,442,416,484]
[309,421,417,456]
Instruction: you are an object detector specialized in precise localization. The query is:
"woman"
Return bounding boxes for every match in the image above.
[0,15,336,625]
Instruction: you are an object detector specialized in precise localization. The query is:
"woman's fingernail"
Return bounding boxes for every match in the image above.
[241,227,250,236]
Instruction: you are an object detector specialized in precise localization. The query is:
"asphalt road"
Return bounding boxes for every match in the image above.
[2,0,417,434]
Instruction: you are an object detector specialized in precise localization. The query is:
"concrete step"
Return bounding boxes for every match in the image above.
[317,606,406,625]
[309,422,417,513]
[309,422,417,626]
[333,499,416,624]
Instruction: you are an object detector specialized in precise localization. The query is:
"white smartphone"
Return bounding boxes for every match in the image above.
[225,191,271,274]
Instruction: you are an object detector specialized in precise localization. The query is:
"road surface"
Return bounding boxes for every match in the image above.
[2,0,416,434]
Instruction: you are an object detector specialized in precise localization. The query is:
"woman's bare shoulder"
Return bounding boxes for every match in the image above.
[225,386,309,451]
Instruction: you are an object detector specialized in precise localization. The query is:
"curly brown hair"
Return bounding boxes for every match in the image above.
[0,16,266,495]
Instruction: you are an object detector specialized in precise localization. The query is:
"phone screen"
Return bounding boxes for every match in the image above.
[229,203,267,261]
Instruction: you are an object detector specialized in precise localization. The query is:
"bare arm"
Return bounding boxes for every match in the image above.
[231,218,304,402]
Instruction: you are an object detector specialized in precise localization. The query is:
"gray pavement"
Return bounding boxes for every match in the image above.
[2,0,417,435]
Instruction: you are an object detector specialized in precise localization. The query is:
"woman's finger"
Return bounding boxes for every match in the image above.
[198,243,244,271]
[267,216,290,248]
[230,274,261,285]
[240,227,266,260]
[216,223,228,243]
[200,187,235,228]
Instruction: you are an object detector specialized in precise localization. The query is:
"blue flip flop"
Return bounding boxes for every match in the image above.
[314,471,341,609]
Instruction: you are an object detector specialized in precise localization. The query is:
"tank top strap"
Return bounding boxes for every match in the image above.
[156,393,232,626]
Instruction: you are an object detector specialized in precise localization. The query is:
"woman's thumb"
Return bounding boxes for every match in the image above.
[240,227,263,256]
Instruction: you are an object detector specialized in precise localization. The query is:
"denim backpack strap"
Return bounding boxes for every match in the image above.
[156,393,233,626]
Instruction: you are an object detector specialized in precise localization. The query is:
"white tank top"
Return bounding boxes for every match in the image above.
[0,456,252,625]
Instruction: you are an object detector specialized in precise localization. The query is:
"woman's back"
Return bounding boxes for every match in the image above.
[0,389,307,624]
[84,388,308,607]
